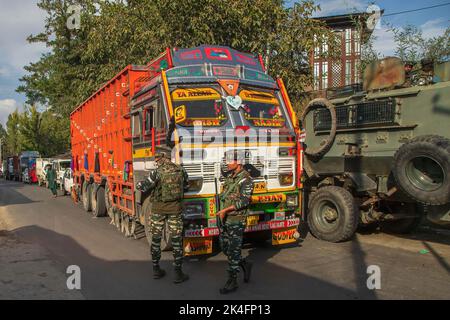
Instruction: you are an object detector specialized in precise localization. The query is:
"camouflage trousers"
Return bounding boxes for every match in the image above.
[219,220,245,277]
[150,213,184,268]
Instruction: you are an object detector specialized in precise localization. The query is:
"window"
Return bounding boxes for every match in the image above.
[322,62,328,90]
[314,62,320,90]
[132,114,141,137]
[171,88,228,127]
[354,32,361,56]
[321,35,329,56]
[239,89,288,128]
[345,60,352,85]
[345,28,352,56]
[144,108,153,133]
[314,35,320,58]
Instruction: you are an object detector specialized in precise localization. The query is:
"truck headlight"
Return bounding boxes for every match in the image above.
[188,177,203,192]
[184,202,205,219]
[279,173,294,186]
[286,194,298,208]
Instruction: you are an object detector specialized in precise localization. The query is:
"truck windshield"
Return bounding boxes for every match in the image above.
[239,89,288,128]
[171,88,229,127]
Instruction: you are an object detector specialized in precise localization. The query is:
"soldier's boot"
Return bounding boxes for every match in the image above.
[173,267,189,284]
[219,274,238,295]
[153,265,166,279]
[239,259,253,283]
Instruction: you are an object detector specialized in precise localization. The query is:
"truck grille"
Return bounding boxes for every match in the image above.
[314,99,396,131]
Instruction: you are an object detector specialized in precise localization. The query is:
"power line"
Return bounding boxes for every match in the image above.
[384,2,450,17]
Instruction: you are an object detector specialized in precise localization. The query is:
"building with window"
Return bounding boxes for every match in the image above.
[310,12,377,96]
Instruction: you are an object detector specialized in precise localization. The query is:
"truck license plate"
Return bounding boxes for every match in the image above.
[247,215,260,226]
[272,227,297,245]
[183,237,213,256]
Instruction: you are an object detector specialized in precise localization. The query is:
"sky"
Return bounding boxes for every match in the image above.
[0,0,449,126]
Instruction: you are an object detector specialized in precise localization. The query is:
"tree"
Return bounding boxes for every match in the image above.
[391,24,449,64]
[18,0,333,117]
[5,110,21,155]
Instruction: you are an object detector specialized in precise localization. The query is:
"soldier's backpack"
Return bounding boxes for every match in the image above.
[157,162,184,202]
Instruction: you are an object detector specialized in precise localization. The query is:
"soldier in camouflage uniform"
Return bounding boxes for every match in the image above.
[216,150,254,294]
[136,148,189,284]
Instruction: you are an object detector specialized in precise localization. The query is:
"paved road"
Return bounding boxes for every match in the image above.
[1,179,449,300]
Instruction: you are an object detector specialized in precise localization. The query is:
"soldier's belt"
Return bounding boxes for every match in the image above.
[251,194,286,204]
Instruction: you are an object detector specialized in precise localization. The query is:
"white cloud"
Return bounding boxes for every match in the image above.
[372,27,397,57]
[0,99,22,126]
[371,18,448,58]
[420,18,447,40]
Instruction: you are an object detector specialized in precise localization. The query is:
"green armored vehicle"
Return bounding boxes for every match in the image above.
[301,57,450,242]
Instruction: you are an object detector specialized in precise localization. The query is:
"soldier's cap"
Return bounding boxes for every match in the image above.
[154,146,172,159]
[225,150,246,164]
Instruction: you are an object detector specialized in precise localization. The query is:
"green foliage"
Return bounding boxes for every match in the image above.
[17,0,333,118]
[2,106,69,157]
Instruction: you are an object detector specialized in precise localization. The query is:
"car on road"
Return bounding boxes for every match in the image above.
[61,168,74,196]
[22,168,30,184]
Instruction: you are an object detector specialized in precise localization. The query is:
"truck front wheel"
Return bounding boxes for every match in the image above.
[307,186,359,242]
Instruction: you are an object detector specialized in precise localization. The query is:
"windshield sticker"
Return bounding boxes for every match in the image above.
[239,90,278,104]
[172,88,221,101]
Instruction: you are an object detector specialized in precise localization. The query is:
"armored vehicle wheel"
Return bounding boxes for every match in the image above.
[92,184,107,217]
[301,98,337,158]
[142,197,173,251]
[393,135,450,206]
[307,186,358,242]
[82,181,92,212]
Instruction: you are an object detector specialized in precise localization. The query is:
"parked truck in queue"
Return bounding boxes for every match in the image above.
[70,46,302,255]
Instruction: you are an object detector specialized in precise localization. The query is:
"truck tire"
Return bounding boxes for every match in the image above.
[393,135,450,206]
[82,181,92,212]
[92,184,107,217]
[307,186,358,242]
[301,98,337,158]
[105,183,114,219]
[142,197,173,251]
[380,203,421,234]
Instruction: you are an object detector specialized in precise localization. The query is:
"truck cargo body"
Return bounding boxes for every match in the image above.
[71,46,302,255]
[19,151,40,182]
[6,156,20,181]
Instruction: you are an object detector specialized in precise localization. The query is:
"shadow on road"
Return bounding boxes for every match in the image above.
[8,224,380,300]
[0,180,41,207]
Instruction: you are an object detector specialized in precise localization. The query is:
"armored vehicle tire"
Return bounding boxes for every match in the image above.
[82,181,92,212]
[393,135,450,206]
[92,184,107,217]
[301,98,337,158]
[307,186,358,242]
[143,197,173,251]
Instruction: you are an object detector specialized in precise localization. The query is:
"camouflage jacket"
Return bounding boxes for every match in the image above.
[140,160,189,213]
[220,169,254,223]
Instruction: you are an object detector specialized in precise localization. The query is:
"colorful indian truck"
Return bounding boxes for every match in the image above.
[71,46,302,255]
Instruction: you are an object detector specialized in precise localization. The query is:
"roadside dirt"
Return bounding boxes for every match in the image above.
[0,218,84,300]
